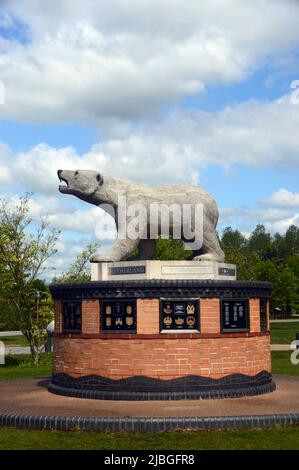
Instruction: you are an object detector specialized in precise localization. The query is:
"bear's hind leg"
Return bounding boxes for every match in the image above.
[192,227,224,262]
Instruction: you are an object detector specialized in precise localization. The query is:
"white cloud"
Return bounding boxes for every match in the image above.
[1,0,299,269]
[263,188,299,208]
[264,213,299,234]
[219,195,299,236]
[1,0,299,126]
[0,91,298,199]
[47,205,116,238]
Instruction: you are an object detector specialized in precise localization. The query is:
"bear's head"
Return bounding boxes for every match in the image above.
[57,169,103,199]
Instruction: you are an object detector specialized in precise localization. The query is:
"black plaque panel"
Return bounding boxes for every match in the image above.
[218,267,236,276]
[260,298,268,331]
[62,301,82,332]
[221,299,249,332]
[110,266,146,275]
[101,299,136,332]
[160,299,199,331]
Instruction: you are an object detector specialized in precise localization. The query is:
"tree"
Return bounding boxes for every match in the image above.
[273,225,299,261]
[288,255,299,278]
[54,243,100,282]
[0,195,60,365]
[248,224,274,260]
[221,227,248,251]
[220,223,299,315]
[221,227,252,279]
[155,237,191,260]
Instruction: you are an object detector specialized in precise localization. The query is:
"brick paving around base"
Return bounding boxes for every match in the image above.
[0,375,298,418]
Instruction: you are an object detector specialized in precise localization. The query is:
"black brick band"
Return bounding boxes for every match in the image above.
[50,279,272,300]
[48,371,275,400]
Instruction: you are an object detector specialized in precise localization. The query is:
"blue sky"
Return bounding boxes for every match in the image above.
[0,0,299,274]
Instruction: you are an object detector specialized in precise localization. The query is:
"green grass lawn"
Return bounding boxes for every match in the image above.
[0,335,29,347]
[270,322,299,344]
[271,351,299,376]
[0,354,52,381]
[0,426,299,450]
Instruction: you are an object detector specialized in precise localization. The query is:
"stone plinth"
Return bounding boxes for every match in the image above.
[91,260,237,281]
[49,279,274,400]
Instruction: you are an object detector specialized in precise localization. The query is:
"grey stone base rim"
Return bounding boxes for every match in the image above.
[48,380,276,401]
[0,412,298,432]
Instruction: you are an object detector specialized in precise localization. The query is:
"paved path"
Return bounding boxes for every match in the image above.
[4,346,31,355]
[0,375,298,418]
[270,319,299,323]
[271,343,297,351]
[0,331,23,337]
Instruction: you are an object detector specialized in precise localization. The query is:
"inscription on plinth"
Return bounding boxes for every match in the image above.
[111,265,146,275]
[91,260,237,281]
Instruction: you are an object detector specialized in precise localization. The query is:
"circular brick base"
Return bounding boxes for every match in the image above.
[50,280,274,400]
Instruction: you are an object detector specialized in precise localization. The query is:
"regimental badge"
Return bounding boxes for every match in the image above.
[163,304,172,314]
[126,305,133,314]
[186,316,195,326]
[186,304,195,314]
[105,317,112,327]
[126,317,133,326]
[115,317,123,326]
[175,317,184,326]
[174,304,185,314]
[163,315,173,326]
[105,305,112,314]
[115,304,121,314]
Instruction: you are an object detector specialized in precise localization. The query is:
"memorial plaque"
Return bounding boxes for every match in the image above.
[62,301,82,332]
[160,299,199,331]
[260,298,268,331]
[221,299,249,332]
[110,265,146,275]
[218,267,236,277]
[101,299,136,332]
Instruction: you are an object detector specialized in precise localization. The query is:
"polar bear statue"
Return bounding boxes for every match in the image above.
[57,169,225,263]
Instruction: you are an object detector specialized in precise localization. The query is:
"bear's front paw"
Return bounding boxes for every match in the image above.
[89,253,119,263]
[90,254,115,263]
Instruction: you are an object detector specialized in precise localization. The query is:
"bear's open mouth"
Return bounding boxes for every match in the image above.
[58,176,69,192]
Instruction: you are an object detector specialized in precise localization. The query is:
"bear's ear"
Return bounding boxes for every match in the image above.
[96,173,104,185]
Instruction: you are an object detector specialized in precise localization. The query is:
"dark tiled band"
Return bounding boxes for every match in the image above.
[48,371,275,400]
[0,412,297,432]
[50,279,272,300]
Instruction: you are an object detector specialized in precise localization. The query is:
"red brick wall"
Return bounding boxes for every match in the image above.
[53,296,271,380]
[82,299,100,334]
[137,298,159,334]
[200,298,220,333]
[267,299,270,330]
[54,300,62,334]
[53,334,271,380]
[249,298,261,333]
